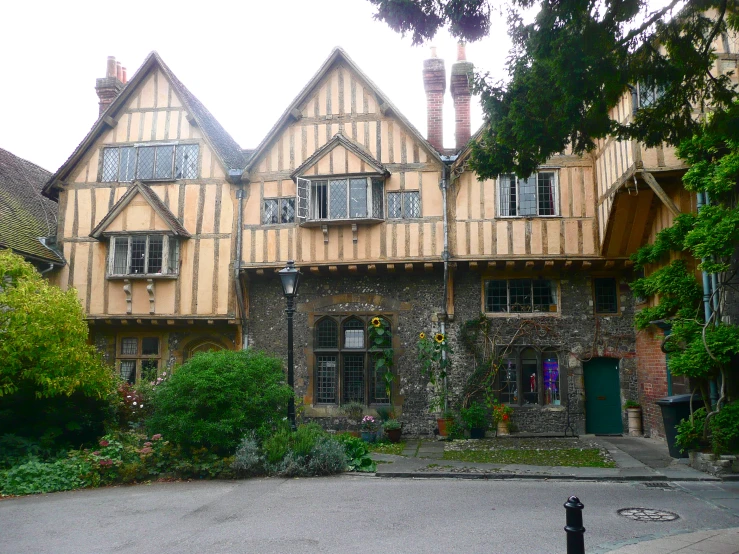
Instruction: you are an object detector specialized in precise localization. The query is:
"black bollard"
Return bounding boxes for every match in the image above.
[564,496,585,554]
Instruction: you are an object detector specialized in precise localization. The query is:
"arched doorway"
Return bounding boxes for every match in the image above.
[584,357,623,434]
[183,339,226,362]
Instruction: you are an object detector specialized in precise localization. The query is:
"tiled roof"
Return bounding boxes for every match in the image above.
[0,148,63,264]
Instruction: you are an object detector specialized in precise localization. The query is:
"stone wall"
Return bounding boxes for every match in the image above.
[246,268,639,436]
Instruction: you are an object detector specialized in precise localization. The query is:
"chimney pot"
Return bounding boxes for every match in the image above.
[106,56,116,78]
[430,46,437,58]
[122,67,127,84]
[457,41,466,61]
[116,62,122,82]
[97,56,125,116]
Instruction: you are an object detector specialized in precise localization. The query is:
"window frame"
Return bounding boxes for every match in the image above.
[496,346,562,407]
[117,335,162,385]
[101,143,200,183]
[107,234,179,279]
[593,276,620,315]
[312,314,392,407]
[483,278,560,315]
[387,190,421,219]
[262,197,296,225]
[497,171,560,218]
[295,175,385,225]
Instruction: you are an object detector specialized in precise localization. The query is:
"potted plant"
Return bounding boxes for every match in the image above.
[492,402,513,436]
[383,419,402,443]
[341,401,365,436]
[461,402,489,439]
[418,330,453,435]
[624,400,643,436]
[361,415,379,443]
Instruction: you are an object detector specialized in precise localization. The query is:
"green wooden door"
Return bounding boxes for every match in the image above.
[584,357,622,434]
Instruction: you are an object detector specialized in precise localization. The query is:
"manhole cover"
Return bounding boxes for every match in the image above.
[618,508,679,522]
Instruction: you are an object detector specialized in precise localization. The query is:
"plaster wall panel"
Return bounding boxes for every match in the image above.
[196,242,215,314]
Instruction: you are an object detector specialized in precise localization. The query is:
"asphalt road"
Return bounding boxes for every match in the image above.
[1,476,737,553]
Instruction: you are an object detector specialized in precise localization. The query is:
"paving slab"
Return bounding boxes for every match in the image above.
[593,527,739,554]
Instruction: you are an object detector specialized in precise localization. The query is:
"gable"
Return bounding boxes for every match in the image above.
[244,49,443,180]
[292,133,388,178]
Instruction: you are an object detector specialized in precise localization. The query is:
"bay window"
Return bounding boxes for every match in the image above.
[296,176,384,223]
[108,235,179,277]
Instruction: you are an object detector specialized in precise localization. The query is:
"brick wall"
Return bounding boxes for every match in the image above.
[636,327,668,438]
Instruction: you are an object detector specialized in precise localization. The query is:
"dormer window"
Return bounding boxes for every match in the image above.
[101,144,199,182]
[296,176,384,224]
[108,234,179,277]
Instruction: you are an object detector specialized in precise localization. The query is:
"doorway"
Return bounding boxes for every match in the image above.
[584,357,622,434]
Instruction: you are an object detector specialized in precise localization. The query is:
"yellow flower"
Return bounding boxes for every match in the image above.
[419,332,426,340]
[371,317,382,328]
[434,333,445,344]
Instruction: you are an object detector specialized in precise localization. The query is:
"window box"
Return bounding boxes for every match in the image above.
[107,234,179,278]
[498,171,559,217]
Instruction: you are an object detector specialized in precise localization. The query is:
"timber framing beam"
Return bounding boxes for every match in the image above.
[640,170,681,217]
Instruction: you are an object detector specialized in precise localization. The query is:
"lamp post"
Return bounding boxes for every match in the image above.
[278,260,301,431]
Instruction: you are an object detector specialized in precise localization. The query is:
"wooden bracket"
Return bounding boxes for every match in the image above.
[351,223,358,243]
[640,171,681,217]
[146,279,155,314]
[289,108,302,121]
[102,115,117,128]
[322,224,329,243]
[123,279,132,315]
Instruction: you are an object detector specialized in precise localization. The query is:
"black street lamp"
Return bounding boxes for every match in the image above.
[278,260,301,431]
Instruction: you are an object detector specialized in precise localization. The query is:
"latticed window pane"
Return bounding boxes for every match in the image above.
[141,360,158,382]
[102,149,119,182]
[372,179,384,218]
[263,199,278,225]
[343,319,364,349]
[142,337,159,355]
[168,239,179,274]
[281,198,295,223]
[112,237,129,274]
[349,178,367,218]
[509,279,532,312]
[175,144,199,179]
[137,147,155,180]
[594,277,618,313]
[342,354,365,403]
[316,318,338,349]
[518,175,537,216]
[499,358,517,404]
[485,280,508,312]
[154,145,174,179]
[532,279,555,312]
[404,191,420,218]
[147,236,164,273]
[119,147,136,182]
[638,82,664,108]
[130,237,147,274]
[537,172,556,215]
[329,179,347,219]
[316,355,337,403]
[387,192,402,218]
[499,175,516,216]
[120,360,136,384]
[121,338,138,355]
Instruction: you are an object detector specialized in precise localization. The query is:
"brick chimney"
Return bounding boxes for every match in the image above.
[423,47,446,151]
[95,56,126,116]
[450,42,474,151]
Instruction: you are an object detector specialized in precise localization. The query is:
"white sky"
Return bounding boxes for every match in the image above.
[0,0,513,173]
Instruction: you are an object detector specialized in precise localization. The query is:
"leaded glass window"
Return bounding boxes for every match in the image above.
[263,198,295,225]
[109,235,178,277]
[594,277,618,314]
[101,144,199,182]
[496,347,562,406]
[484,279,558,314]
[302,176,384,221]
[117,336,162,385]
[387,191,421,219]
[497,172,558,217]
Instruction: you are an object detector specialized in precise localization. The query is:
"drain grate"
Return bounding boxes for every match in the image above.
[618,508,679,522]
[643,482,673,489]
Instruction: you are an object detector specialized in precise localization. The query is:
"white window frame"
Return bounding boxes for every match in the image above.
[497,171,559,217]
[107,234,179,277]
[296,176,384,223]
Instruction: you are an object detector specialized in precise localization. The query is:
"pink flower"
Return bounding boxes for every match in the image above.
[99,440,110,447]
[139,446,153,454]
[99,459,113,467]
[144,442,152,447]
[92,451,100,456]
[151,434,162,440]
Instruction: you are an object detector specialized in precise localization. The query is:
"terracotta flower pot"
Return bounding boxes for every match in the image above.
[437,417,454,437]
[385,428,402,443]
[496,420,510,436]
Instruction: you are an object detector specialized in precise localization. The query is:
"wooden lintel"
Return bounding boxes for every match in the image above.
[424,262,434,272]
[387,264,395,273]
[367,264,377,273]
[640,171,681,217]
[469,261,479,271]
[166,320,175,325]
[348,265,358,273]
[329,265,338,273]
[604,260,615,269]
[404,263,414,272]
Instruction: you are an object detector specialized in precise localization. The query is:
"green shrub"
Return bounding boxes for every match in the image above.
[1,457,92,496]
[146,350,293,455]
[460,402,489,429]
[292,423,326,457]
[676,407,707,453]
[710,402,739,455]
[308,437,347,475]
[232,433,263,476]
[275,451,309,477]
[335,433,376,472]
[263,427,292,466]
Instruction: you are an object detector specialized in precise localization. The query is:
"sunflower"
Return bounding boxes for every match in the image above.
[371,317,382,328]
[419,332,426,340]
[434,333,445,344]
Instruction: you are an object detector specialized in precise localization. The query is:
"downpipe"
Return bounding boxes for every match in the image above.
[697,191,718,409]
[441,166,450,412]
[234,184,248,349]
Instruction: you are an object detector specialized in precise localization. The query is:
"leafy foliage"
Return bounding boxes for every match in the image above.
[369,0,738,176]
[418,330,453,412]
[335,433,377,472]
[675,407,708,454]
[0,250,114,399]
[460,401,488,429]
[145,350,294,455]
[368,316,395,400]
[709,401,739,454]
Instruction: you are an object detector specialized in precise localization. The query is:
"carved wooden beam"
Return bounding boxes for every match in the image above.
[469,261,479,271]
[367,264,377,273]
[387,264,395,273]
[329,265,338,273]
[404,263,414,272]
[348,265,358,273]
[424,262,434,272]
[310,266,321,274]
[604,260,615,269]
[640,171,681,217]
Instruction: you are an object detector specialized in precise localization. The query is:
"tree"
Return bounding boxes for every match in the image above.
[369,0,738,177]
[0,251,115,449]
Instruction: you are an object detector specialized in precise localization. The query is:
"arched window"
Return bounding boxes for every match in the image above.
[313,315,392,406]
[497,347,561,406]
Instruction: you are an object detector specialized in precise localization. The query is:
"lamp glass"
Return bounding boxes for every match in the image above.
[279,261,301,297]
